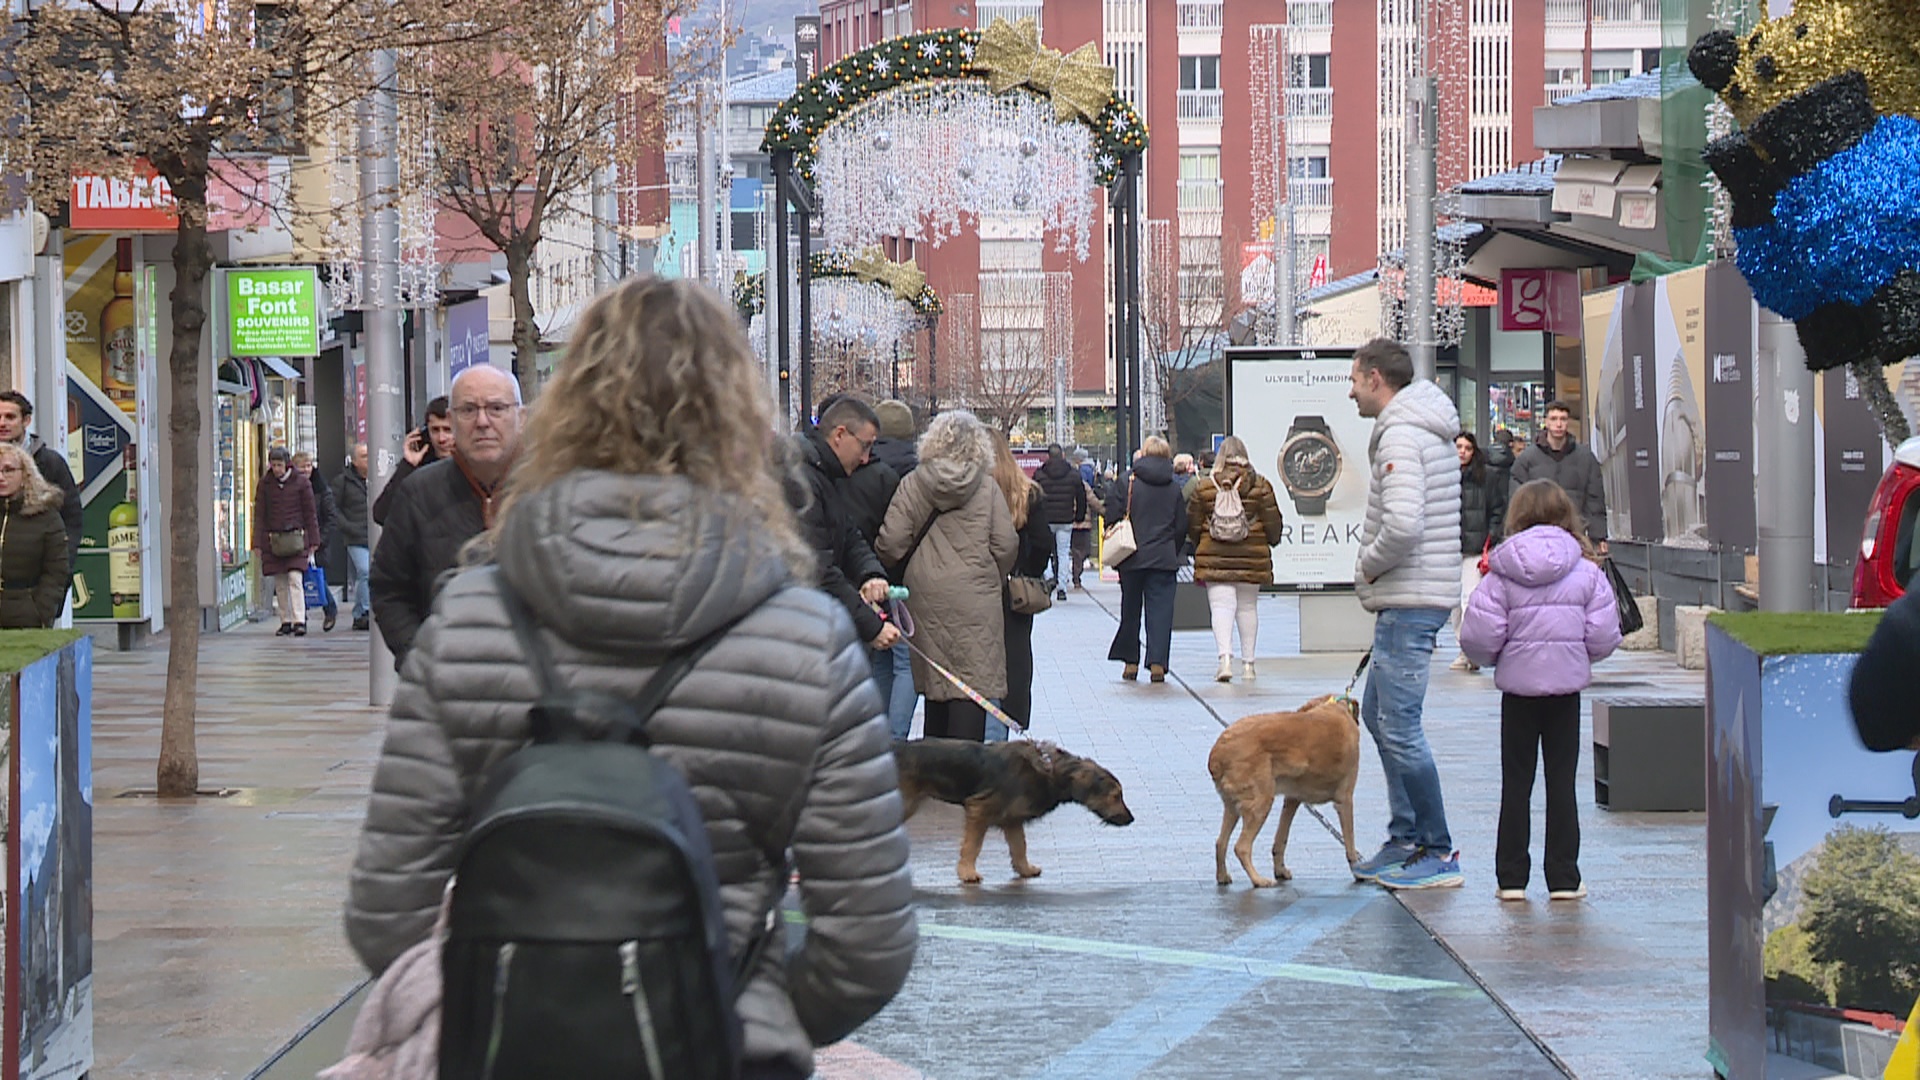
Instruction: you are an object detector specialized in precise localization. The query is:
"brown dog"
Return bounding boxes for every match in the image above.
[893,738,1134,884]
[1209,695,1362,888]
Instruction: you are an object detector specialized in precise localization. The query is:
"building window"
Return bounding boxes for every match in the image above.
[1179,55,1221,91]
[1289,53,1330,89]
[1591,50,1634,86]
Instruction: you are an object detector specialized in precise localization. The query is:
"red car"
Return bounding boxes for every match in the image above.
[1852,436,1920,608]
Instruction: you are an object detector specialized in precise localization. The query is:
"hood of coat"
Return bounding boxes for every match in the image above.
[1376,379,1461,445]
[494,471,794,654]
[1534,431,1581,459]
[914,417,995,511]
[1035,456,1075,482]
[798,428,849,481]
[1130,454,1175,487]
[1488,524,1587,588]
[3,483,59,517]
[1210,457,1260,489]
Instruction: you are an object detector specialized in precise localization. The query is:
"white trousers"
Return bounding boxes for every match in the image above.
[1206,583,1260,660]
[275,569,307,626]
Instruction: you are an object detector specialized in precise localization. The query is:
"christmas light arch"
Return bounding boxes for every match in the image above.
[760,18,1151,459]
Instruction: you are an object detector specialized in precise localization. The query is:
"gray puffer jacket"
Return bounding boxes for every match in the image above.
[1356,379,1463,612]
[344,471,916,1075]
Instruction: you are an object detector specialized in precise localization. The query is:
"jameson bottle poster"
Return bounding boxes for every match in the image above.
[1821,366,1884,571]
[1619,282,1664,541]
[61,233,140,620]
[1702,264,1756,551]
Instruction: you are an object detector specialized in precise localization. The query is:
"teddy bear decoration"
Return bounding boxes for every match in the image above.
[1687,0,1920,375]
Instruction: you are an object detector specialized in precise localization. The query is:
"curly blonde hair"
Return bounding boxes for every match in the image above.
[0,443,60,515]
[916,410,994,472]
[498,277,812,579]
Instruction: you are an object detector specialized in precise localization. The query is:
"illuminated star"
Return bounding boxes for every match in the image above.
[919,40,942,60]
[1112,113,1130,131]
[1098,154,1115,172]
[875,56,892,74]
[823,78,845,98]
[959,41,976,61]
[783,114,802,132]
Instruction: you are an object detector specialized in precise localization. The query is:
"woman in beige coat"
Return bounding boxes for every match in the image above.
[877,410,1017,741]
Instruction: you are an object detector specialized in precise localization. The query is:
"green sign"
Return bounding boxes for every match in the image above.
[227,267,320,357]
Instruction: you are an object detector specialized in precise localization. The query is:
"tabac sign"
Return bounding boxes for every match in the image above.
[227,266,321,356]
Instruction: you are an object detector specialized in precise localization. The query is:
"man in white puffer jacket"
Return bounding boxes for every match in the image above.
[1345,338,1466,892]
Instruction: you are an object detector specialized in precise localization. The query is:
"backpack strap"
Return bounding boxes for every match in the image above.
[887,507,944,579]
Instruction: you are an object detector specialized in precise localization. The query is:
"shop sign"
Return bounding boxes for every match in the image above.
[70,159,275,232]
[446,298,491,375]
[227,266,320,357]
[1500,268,1582,336]
[218,563,252,631]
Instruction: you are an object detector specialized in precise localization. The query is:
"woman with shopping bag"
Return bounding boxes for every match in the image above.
[1105,436,1188,683]
[252,446,320,637]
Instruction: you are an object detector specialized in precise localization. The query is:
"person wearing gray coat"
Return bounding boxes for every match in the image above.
[876,409,1018,741]
[1509,401,1608,550]
[343,278,914,1080]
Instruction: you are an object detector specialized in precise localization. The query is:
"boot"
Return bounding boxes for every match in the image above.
[1149,664,1167,684]
[1121,663,1139,681]
[1242,659,1257,680]
[1215,656,1233,683]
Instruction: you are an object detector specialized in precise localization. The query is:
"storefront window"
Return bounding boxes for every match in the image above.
[1490,381,1550,441]
[214,394,254,569]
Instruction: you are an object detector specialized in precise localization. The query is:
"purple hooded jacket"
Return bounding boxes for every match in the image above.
[1459,525,1621,697]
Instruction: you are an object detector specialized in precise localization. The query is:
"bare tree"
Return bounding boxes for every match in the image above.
[422,0,722,402]
[952,328,1055,438]
[0,0,494,796]
[1142,242,1233,451]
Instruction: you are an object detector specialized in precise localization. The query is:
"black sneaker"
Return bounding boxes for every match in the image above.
[293,623,308,637]
[1056,588,1068,601]
[275,623,293,636]
[352,615,370,632]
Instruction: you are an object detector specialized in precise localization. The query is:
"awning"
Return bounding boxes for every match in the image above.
[260,357,301,380]
[1550,157,1627,218]
[1614,164,1662,231]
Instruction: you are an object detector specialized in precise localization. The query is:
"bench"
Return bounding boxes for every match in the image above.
[1593,696,1706,812]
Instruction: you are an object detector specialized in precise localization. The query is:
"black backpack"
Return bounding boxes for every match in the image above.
[439,570,781,1080]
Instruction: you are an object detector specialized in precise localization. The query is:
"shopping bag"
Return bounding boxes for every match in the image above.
[303,561,330,611]
[1602,557,1643,637]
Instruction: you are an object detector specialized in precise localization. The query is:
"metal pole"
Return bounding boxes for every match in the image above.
[927,313,939,416]
[1407,74,1438,379]
[772,153,793,429]
[1757,307,1815,611]
[1276,202,1297,347]
[590,1,617,291]
[798,202,814,425]
[1121,154,1136,445]
[1111,174,1128,468]
[363,49,404,703]
[695,84,714,287]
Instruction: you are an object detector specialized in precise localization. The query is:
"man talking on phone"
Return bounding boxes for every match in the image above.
[372,396,454,527]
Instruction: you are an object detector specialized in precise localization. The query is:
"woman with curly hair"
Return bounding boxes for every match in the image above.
[876,410,1018,741]
[345,277,915,1080]
[0,442,69,628]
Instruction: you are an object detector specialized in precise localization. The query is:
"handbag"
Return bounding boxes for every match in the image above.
[269,528,307,558]
[1102,478,1138,567]
[1476,536,1492,576]
[303,559,330,610]
[1007,575,1052,615]
[1602,557,1644,636]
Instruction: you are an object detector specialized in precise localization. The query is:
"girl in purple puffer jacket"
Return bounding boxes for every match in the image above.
[1460,479,1622,903]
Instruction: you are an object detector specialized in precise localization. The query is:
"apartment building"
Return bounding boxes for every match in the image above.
[814,0,1662,400]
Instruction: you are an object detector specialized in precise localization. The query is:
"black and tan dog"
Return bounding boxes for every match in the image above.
[893,738,1134,884]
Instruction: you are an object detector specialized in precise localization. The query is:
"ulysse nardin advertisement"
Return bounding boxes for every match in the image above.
[1224,346,1371,591]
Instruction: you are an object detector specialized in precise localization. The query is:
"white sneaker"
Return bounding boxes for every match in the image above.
[1215,656,1232,683]
[1496,887,1526,902]
[1548,883,1587,901]
[1241,659,1257,680]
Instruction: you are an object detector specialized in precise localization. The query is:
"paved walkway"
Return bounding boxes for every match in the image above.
[86,582,1712,1079]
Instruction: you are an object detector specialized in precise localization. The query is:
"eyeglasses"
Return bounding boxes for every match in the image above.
[452,401,519,421]
[0,465,22,477]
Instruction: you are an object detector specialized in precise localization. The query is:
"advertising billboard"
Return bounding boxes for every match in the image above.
[1224,347,1370,591]
[226,267,320,358]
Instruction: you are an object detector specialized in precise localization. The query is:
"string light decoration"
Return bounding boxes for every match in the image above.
[1044,270,1074,445]
[318,70,444,312]
[733,250,943,322]
[1374,0,1471,350]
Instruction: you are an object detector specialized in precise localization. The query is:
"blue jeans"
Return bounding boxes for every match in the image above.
[887,640,915,739]
[347,544,371,619]
[1109,568,1178,668]
[1361,607,1454,852]
[869,644,896,734]
[1049,524,1074,585]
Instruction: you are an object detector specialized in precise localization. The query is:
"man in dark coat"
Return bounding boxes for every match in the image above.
[372,368,522,669]
[1510,402,1609,554]
[334,443,372,630]
[371,395,453,526]
[819,394,900,549]
[788,397,894,657]
[0,391,82,573]
[1033,444,1087,600]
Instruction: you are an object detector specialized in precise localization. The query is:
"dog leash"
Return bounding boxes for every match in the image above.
[874,593,1034,741]
[1334,649,1373,718]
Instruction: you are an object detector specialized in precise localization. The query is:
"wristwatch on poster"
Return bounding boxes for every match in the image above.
[1279,415,1341,516]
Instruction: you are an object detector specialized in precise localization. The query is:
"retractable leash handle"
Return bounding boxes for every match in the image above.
[1335,649,1373,717]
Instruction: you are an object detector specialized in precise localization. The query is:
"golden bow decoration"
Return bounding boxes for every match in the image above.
[848,248,929,304]
[974,17,1116,123]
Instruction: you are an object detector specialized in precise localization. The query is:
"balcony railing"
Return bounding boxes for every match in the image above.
[976,1,1043,29]
[1545,0,1584,23]
[1287,0,1333,28]
[1177,88,1224,121]
[1177,0,1223,30]
[1284,176,1332,212]
[1547,0,1660,22]
[1177,179,1223,211]
[1546,81,1588,103]
[1285,87,1332,119]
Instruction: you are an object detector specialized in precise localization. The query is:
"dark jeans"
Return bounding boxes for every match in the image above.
[1108,568,1177,669]
[1496,691,1582,891]
[1004,609,1034,730]
[924,698,988,741]
[1070,528,1093,584]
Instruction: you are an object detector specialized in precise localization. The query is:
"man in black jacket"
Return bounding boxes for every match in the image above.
[372,367,523,668]
[334,443,372,631]
[1033,444,1087,600]
[789,397,895,659]
[371,396,453,526]
[819,394,900,548]
[0,391,82,573]
[1510,402,1608,554]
